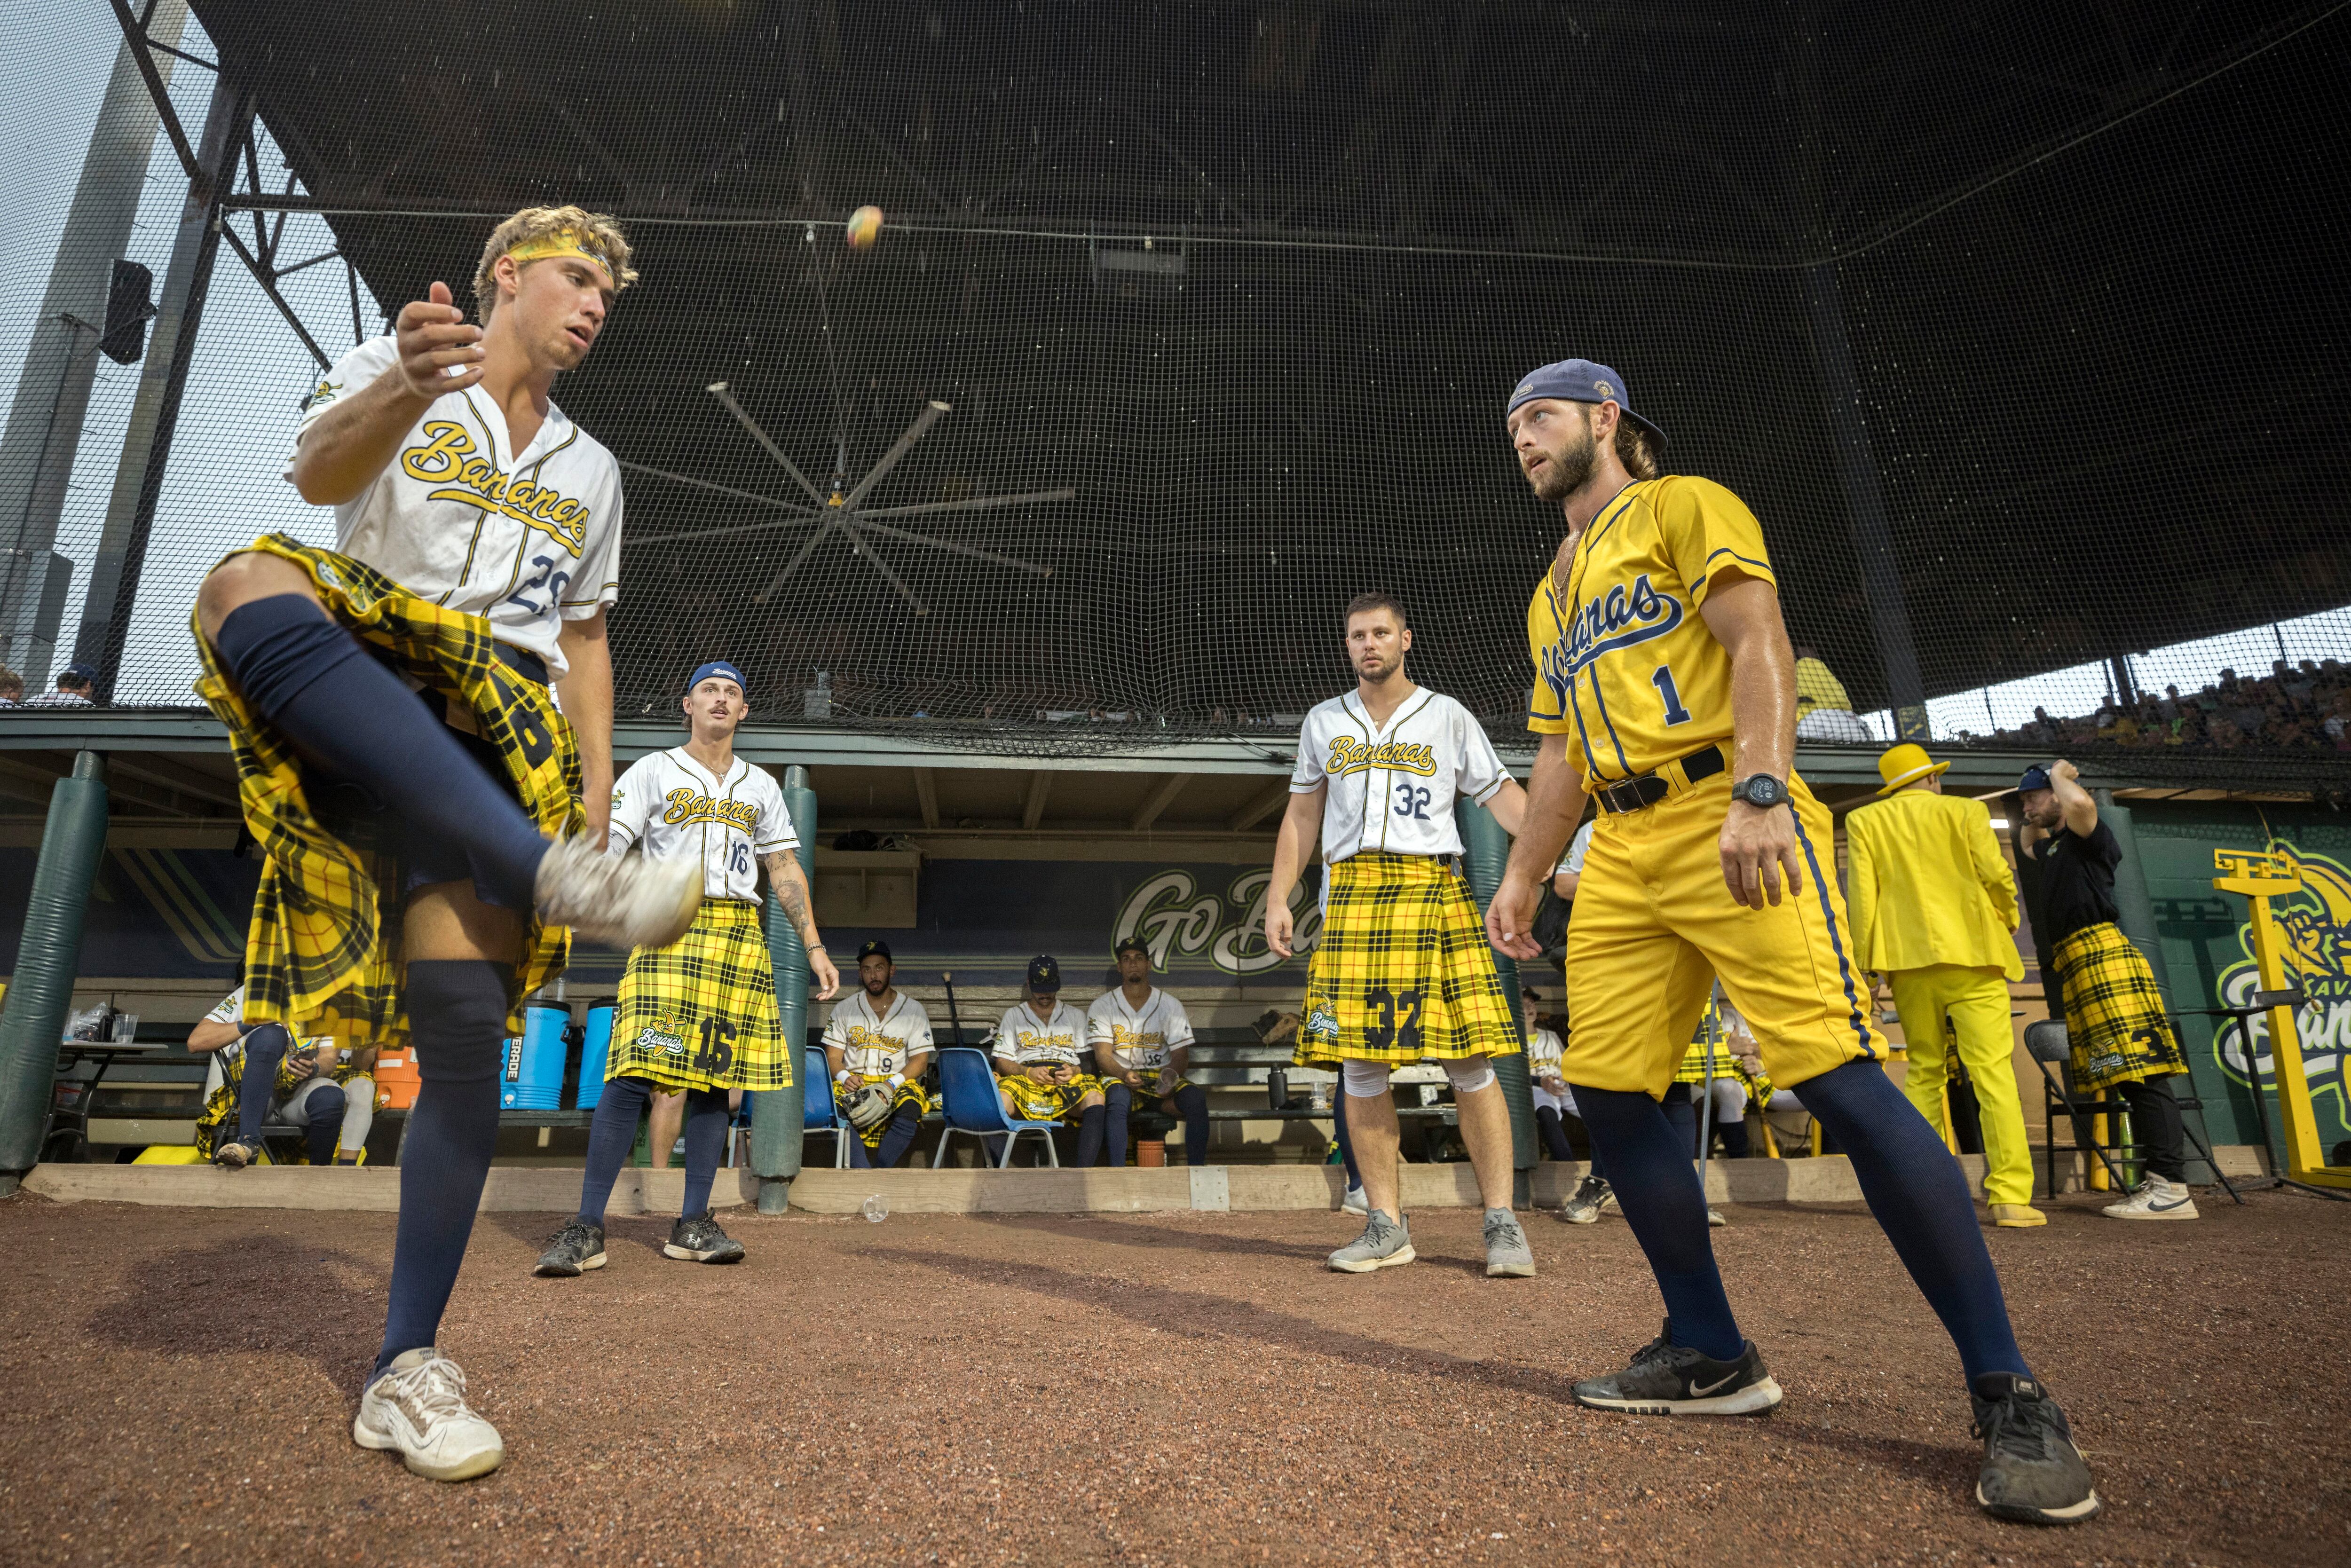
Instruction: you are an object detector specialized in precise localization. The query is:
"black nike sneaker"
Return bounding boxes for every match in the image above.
[1572,1319,1783,1416]
[663,1212,746,1264]
[1971,1374,2101,1525]
[533,1219,607,1277]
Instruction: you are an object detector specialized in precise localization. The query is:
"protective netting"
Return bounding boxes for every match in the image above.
[5,0,2348,774]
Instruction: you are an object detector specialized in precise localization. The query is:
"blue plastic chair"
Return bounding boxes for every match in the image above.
[932,1047,1061,1168]
[802,1047,852,1169]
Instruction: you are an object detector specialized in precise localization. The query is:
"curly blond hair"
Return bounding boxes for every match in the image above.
[472,205,638,320]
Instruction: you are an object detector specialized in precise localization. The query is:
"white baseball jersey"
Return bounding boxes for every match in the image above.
[1528,1024,1566,1081]
[607,748,797,901]
[1085,987,1195,1072]
[199,986,336,1093]
[290,334,623,677]
[992,1000,1087,1068]
[822,990,935,1079]
[1289,687,1507,863]
[1554,819,1596,877]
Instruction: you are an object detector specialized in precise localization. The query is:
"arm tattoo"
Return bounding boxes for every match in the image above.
[769,855,819,947]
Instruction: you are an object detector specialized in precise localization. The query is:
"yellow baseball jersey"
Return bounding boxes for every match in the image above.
[1525,476,1776,788]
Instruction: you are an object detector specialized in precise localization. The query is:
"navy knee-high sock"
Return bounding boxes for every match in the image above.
[576,1077,653,1224]
[212,595,551,905]
[235,1024,290,1143]
[1534,1105,1575,1162]
[1571,1084,1743,1360]
[1176,1084,1211,1166]
[1075,1103,1107,1166]
[875,1107,922,1168]
[1797,1061,2029,1386]
[1333,1087,1362,1189]
[1105,1084,1133,1167]
[376,961,510,1376]
[680,1087,728,1217]
[303,1083,347,1165]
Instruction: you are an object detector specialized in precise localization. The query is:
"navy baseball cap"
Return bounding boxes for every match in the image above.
[1026,954,1062,993]
[1506,358,1669,451]
[1113,935,1150,959]
[686,660,747,694]
[856,939,893,963]
[2018,765,2053,793]
[59,662,96,682]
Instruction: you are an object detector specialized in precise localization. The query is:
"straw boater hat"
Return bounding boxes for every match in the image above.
[1874,742,1950,797]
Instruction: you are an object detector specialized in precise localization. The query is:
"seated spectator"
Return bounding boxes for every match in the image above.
[1086,937,1210,1166]
[1792,645,1871,741]
[24,662,95,707]
[990,955,1107,1164]
[1667,1006,1771,1164]
[187,976,377,1166]
[821,939,934,1169]
[0,664,21,706]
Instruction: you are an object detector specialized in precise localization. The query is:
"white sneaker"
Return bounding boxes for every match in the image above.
[1707,1208,1728,1228]
[354,1348,507,1481]
[533,834,702,949]
[2102,1175,2199,1221]
[1341,1183,1367,1216]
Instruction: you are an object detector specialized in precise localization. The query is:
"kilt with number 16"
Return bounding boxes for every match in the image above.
[607,900,790,1093]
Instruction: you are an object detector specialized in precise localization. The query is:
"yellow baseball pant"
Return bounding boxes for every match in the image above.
[1563,771,1884,1095]
[1888,964,2032,1206]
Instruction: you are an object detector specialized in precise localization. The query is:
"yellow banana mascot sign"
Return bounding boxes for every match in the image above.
[2217,844,2351,1127]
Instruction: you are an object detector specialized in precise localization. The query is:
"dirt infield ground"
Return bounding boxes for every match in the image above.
[1,1189,2346,1568]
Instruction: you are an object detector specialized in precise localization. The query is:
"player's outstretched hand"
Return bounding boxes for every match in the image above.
[1720,800,1804,909]
[394,282,484,399]
[809,947,840,1001]
[1265,898,1296,960]
[1486,873,1544,960]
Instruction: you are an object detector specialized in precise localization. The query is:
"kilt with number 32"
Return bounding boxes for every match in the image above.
[607,900,790,1093]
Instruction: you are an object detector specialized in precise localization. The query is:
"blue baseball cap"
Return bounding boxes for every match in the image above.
[1506,358,1669,451]
[2018,765,2053,793]
[686,660,747,695]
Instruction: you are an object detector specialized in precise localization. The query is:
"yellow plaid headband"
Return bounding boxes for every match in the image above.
[505,229,615,280]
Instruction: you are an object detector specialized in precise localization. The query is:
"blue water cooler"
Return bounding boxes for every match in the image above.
[502,1003,568,1110]
[576,1003,616,1111]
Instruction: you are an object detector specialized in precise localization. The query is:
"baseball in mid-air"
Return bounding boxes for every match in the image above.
[846,205,883,250]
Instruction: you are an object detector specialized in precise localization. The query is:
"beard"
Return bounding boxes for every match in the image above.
[863,972,891,996]
[1526,417,1600,503]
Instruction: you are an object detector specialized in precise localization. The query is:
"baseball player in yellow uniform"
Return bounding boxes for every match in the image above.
[1485,358,2098,1526]
[991,956,1110,1164]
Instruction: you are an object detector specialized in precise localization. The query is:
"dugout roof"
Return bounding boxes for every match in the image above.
[180,0,2350,751]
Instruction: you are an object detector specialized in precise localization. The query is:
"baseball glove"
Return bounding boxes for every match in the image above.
[842,1081,895,1133]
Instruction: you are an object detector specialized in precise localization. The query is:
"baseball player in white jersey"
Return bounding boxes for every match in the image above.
[193,205,704,1481]
[1263,591,1538,1277]
[188,980,379,1167]
[1087,937,1210,1166]
[991,956,1111,1164]
[824,939,937,1168]
[538,661,838,1279]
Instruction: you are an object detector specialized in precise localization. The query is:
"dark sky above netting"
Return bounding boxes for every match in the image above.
[84,0,2351,752]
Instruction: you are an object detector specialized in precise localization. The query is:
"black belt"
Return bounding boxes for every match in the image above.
[1594,744,1725,815]
[496,643,550,686]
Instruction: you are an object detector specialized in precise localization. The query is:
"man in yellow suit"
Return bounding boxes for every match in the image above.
[1845,743,2039,1227]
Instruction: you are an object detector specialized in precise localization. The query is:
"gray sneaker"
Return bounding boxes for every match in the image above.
[533,834,703,949]
[1340,1182,1368,1216]
[1484,1208,1536,1277]
[1328,1210,1415,1273]
[1562,1174,1612,1224]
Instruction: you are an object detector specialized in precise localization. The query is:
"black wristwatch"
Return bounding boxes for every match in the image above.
[1730,774,1788,809]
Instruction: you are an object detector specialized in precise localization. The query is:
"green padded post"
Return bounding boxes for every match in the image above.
[753,764,819,1213]
[1454,794,1538,1177]
[0,753,111,1192]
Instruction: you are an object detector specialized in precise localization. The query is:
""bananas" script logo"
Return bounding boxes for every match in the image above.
[400,422,590,553]
[2216,843,2350,1119]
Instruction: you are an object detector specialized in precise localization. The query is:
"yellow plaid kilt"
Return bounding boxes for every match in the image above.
[2052,921,2186,1091]
[1108,1066,1191,1101]
[1673,1040,1774,1105]
[192,536,579,1050]
[191,1036,364,1158]
[836,1078,934,1148]
[999,1070,1104,1123]
[610,900,789,1094]
[1294,851,1520,1066]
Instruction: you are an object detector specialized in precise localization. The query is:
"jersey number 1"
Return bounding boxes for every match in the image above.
[1651,664,1692,726]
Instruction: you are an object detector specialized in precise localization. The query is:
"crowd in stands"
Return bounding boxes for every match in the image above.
[1992,659,2351,754]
